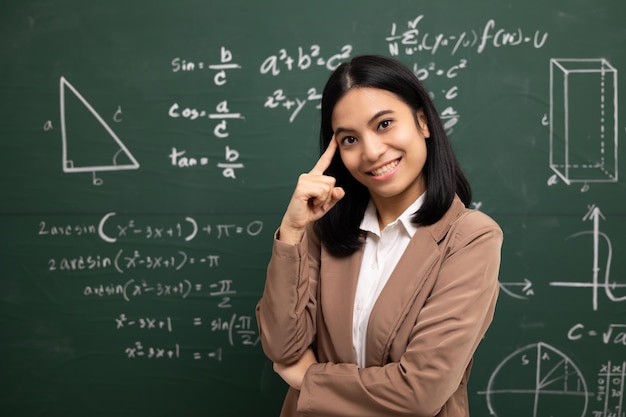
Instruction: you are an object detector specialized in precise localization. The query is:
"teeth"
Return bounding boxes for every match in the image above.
[370,160,399,176]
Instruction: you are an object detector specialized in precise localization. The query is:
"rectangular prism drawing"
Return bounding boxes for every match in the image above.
[550,58,618,184]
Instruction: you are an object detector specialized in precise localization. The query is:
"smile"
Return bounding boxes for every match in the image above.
[369,159,400,177]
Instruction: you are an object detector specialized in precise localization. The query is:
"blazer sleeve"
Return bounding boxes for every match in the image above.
[297,211,502,417]
[255,227,320,364]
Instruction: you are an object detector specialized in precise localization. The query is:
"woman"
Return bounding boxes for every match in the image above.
[256,54,502,416]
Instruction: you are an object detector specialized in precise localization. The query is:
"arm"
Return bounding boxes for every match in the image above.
[297,213,502,416]
[273,348,318,391]
[256,138,344,364]
[255,228,321,363]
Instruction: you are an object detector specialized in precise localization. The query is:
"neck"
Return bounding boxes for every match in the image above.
[371,192,419,230]
[369,179,426,230]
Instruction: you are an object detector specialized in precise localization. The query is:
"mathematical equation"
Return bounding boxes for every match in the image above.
[166,17,551,132]
[170,44,353,78]
[117,312,259,348]
[168,145,244,178]
[412,59,468,134]
[114,281,260,360]
[171,46,241,86]
[411,58,468,82]
[260,44,352,76]
[36,208,266,364]
[112,282,259,360]
[123,342,227,362]
[169,47,246,178]
[38,214,264,243]
[386,15,549,56]
[168,99,244,178]
[263,87,322,123]
[48,249,220,273]
[568,323,626,347]
[262,58,468,128]
[166,45,352,178]
[84,278,236,305]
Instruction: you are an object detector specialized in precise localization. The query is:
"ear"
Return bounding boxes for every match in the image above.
[417,110,430,138]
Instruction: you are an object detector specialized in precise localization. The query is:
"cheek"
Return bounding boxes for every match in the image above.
[405,136,428,162]
[416,140,428,158]
[339,153,364,179]
[338,150,354,169]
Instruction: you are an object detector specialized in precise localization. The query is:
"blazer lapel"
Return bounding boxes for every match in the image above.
[364,231,439,366]
[318,243,363,363]
[364,197,466,366]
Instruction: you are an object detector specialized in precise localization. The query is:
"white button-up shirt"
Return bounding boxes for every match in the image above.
[352,194,425,368]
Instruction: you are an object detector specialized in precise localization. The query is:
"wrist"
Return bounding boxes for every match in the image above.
[277,224,305,245]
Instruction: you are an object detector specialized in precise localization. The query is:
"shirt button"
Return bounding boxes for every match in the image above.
[371,262,378,269]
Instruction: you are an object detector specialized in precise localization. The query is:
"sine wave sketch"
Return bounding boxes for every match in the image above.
[60,76,139,185]
[549,58,618,190]
[550,205,626,311]
[481,342,589,417]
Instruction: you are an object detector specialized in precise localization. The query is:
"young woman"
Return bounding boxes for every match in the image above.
[256,54,502,417]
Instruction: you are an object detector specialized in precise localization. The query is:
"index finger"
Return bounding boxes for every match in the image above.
[310,135,338,175]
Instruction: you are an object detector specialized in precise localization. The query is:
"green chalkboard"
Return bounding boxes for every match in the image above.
[1,1,625,416]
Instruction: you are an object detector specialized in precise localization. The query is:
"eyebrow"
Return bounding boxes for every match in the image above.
[333,109,394,137]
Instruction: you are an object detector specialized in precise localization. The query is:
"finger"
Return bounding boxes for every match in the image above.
[310,180,336,211]
[332,186,345,202]
[309,191,331,213]
[309,135,338,175]
[322,187,345,212]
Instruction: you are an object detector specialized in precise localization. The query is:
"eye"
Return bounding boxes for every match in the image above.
[340,136,357,145]
[378,119,392,130]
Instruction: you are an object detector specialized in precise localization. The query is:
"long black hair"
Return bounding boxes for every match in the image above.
[314,54,471,256]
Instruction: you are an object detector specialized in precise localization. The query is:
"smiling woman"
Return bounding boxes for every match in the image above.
[332,87,430,227]
[256,55,503,417]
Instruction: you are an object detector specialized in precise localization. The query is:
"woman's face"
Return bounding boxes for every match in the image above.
[332,87,429,208]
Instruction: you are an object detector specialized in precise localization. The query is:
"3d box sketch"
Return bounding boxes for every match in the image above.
[550,59,618,184]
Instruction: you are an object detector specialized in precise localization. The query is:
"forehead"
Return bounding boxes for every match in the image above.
[332,87,411,124]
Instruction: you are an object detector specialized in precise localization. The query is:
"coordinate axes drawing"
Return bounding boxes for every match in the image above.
[550,205,626,311]
[60,76,139,185]
[549,58,618,188]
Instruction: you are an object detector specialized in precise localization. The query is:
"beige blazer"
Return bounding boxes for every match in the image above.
[256,196,502,416]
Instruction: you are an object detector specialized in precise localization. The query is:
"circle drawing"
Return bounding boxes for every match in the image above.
[485,342,588,417]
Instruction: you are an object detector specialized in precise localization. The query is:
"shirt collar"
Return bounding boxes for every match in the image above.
[359,193,426,238]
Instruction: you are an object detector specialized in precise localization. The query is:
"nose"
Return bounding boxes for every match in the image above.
[361,134,386,162]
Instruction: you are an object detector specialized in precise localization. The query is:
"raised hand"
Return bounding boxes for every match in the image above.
[278,137,345,244]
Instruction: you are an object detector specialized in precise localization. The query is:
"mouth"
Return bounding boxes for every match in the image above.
[368,158,400,177]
